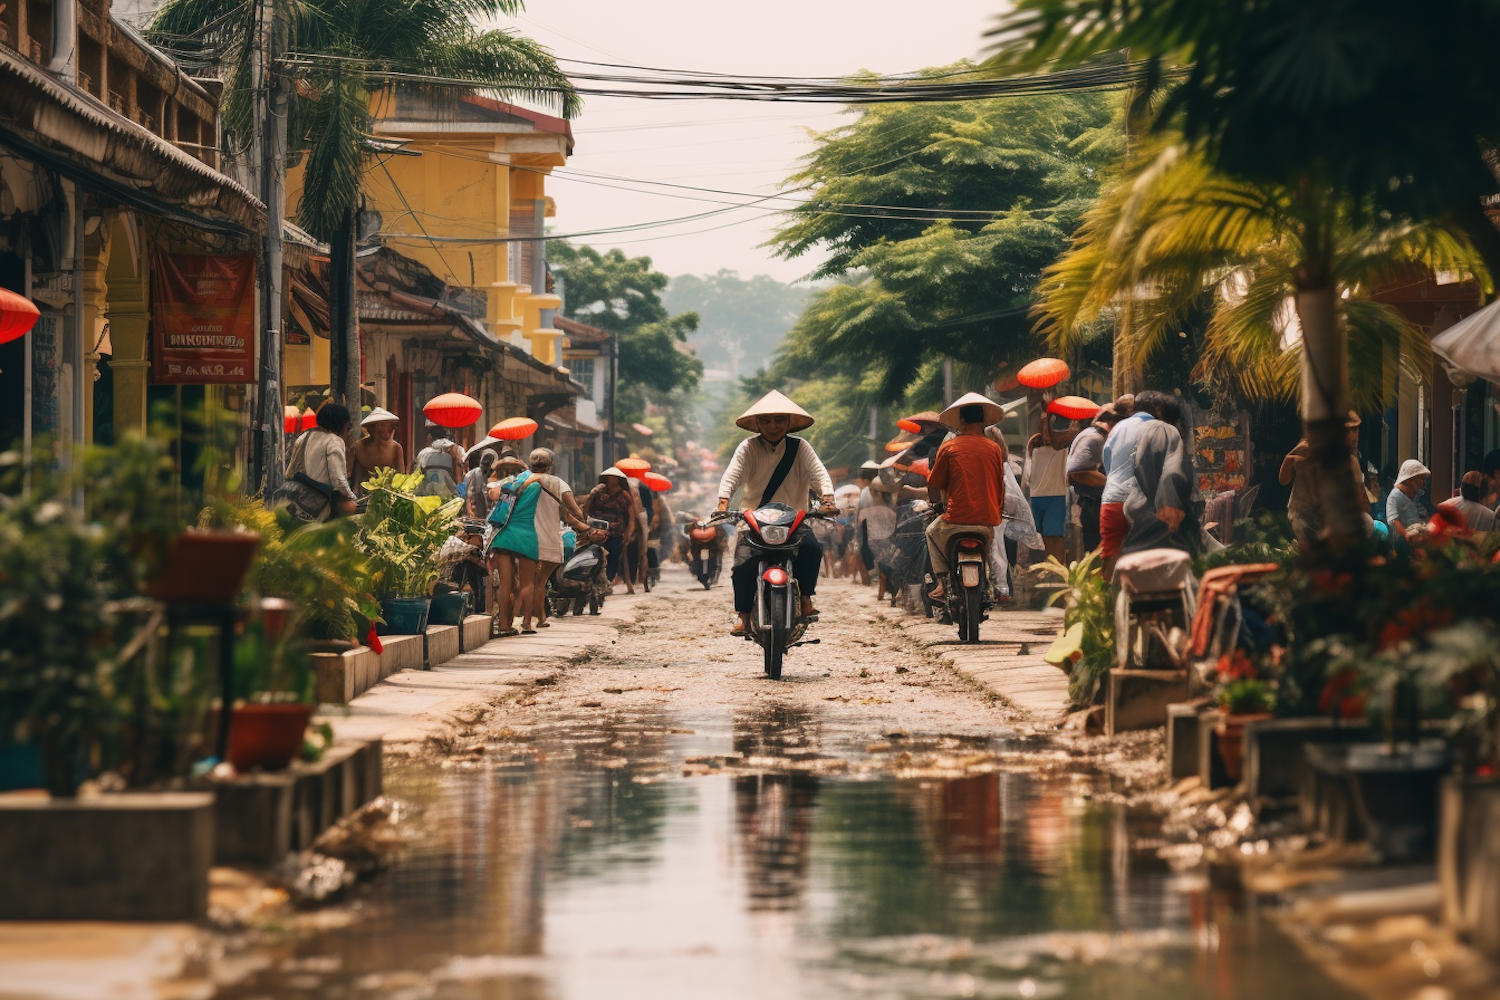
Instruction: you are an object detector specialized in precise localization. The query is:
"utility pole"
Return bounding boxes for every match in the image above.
[250,0,287,494]
[943,357,954,404]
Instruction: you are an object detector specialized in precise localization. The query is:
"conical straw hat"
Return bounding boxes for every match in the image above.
[362,406,400,425]
[736,390,814,432]
[939,392,1005,429]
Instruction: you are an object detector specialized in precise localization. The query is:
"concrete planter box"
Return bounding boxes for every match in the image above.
[313,633,425,704]
[1300,743,1369,844]
[459,614,492,652]
[1166,700,1209,781]
[1197,708,1233,790]
[1105,668,1189,736]
[1439,775,1500,957]
[424,625,459,670]
[1242,717,1371,816]
[206,739,383,866]
[0,793,213,920]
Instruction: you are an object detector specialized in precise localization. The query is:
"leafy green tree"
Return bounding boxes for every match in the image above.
[552,242,703,398]
[663,270,815,378]
[769,77,1120,400]
[1037,139,1488,412]
[150,0,578,408]
[987,0,1500,543]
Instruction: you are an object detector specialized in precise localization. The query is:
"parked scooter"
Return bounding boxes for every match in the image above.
[684,517,728,589]
[707,502,831,680]
[548,518,612,616]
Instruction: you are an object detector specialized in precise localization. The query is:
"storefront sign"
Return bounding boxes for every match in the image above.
[151,251,255,384]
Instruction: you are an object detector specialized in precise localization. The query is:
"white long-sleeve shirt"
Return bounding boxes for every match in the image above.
[718,434,833,509]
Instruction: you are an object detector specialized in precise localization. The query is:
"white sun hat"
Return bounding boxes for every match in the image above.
[939,392,1006,429]
[600,466,630,482]
[362,406,400,426]
[1395,459,1431,486]
[736,390,814,432]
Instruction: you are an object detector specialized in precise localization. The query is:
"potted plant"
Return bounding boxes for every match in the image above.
[1036,551,1115,707]
[205,500,381,769]
[1213,665,1276,782]
[356,470,463,635]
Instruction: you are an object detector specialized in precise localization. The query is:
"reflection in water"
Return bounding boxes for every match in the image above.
[210,711,1355,1000]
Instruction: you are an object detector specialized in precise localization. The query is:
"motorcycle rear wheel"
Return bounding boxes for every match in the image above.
[964,584,983,643]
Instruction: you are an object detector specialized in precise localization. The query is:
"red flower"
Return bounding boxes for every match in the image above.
[1216,649,1257,681]
[366,624,384,655]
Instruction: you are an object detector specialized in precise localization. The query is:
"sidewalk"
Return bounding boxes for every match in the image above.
[882,602,1070,721]
[321,592,646,748]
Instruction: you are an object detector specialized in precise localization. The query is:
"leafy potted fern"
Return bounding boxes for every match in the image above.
[1213,668,1276,781]
[356,470,464,635]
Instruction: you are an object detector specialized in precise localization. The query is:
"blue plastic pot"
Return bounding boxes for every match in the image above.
[428,592,469,626]
[378,597,431,636]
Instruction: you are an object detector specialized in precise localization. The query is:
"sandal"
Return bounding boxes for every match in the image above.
[536,621,552,628]
[498,628,520,638]
[521,627,537,635]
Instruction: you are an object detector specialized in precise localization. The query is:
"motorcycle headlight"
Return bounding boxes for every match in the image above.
[759,525,790,545]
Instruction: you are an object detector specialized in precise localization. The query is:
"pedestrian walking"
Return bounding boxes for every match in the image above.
[414,422,465,499]
[1100,392,1158,574]
[1120,393,1201,557]
[583,467,637,591]
[488,449,590,634]
[348,407,405,496]
[523,448,593,630]
[273,403,357,522]
[1024,416,1074,563]
[464,449,498,520]
[1066,401,1125,555]
[1387,460,1431,542]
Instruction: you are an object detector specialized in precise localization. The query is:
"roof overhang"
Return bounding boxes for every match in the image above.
[0,47,262,232]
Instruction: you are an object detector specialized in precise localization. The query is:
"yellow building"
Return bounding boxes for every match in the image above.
[284,87,571,382]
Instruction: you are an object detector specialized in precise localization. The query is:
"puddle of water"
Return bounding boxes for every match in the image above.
[213,709,1356,1000]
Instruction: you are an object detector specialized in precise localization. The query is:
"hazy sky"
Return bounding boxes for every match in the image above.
[502,1,1005,285]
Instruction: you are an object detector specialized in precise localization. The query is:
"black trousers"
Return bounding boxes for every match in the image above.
[1079,494,1102,553]
[731,534,822,614]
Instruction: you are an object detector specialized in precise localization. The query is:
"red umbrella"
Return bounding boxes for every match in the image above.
[617,457,652,476]
[490,416,538,440]
[1018,357,1070,389]
[423,392,483,429]
[299,408,318,432]
[1048,395,1101,420]
[643,472,673,492]
[0,288,40,346]
[283,405,300,434]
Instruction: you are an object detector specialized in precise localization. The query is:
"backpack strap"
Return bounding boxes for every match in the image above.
[758,436,802,509]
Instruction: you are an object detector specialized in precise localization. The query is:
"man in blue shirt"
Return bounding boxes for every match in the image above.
[1100,391,1178,573]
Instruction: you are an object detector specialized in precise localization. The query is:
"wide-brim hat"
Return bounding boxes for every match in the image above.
[939,392,1006,429]
[859,459,882,472]
[736,390,814,433]
[600,466,630,483]
[1396,459,1430,485]
[466,434,501,460]
[362,406,400,426]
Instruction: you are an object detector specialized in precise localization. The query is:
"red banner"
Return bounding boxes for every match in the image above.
[151,251,255,384]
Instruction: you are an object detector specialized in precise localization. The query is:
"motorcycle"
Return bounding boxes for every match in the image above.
[922,504,993,644]
[708,502,831,681]
[547,518,612,616]
[684,518,727,589]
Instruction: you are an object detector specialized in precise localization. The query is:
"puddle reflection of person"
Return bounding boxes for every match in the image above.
[732,706,821,912]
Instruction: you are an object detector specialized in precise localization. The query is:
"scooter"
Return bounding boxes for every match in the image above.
[923,504,993,644]
[708,503,830,681]
[548,518,612,616]
[684,518,727,589]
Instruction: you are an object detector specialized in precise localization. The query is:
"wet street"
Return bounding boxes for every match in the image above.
[212,568,1356,1000]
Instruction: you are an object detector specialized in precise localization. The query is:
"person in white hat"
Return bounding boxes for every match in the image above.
[925,393,1007,601]
[1387,459,1431,539]
[348,406,405,496]
[717,390,835,634]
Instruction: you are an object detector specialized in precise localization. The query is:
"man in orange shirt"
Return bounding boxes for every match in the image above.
[926,392,1007,600]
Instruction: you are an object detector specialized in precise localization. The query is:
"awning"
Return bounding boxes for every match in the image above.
[545,405,604,435]
[0,46,262,231]
[1432,299,1500,381]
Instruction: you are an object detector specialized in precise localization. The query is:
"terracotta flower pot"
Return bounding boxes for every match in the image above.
[225,703,314,771]
[1215,712,1273,782]
[144,532,261,605]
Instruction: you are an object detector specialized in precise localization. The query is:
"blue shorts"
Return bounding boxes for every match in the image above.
[1030,495,1066,537]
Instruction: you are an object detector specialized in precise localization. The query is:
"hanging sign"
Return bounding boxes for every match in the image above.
[151,251,255,384]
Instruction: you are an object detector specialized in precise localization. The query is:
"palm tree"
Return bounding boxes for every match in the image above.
[150,0,578,412]
[987,0,1500,545]
[1037,140,1489,418]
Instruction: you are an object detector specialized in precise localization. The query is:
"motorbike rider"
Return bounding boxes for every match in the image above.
[925,393,1007,601]
[717,390,835,636]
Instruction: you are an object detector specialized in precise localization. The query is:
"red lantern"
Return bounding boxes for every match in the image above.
[489,416,538,440]
[299,408,318,431]
[908,458,931,479]
[643,472,673,492]
[617,457,651,476]
[884,440,908,453]
[283,405,300,434]
[1047,395,1100,420]
[896,417,923,433]
[0,288,40,345]
[1018,357,1070,389]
